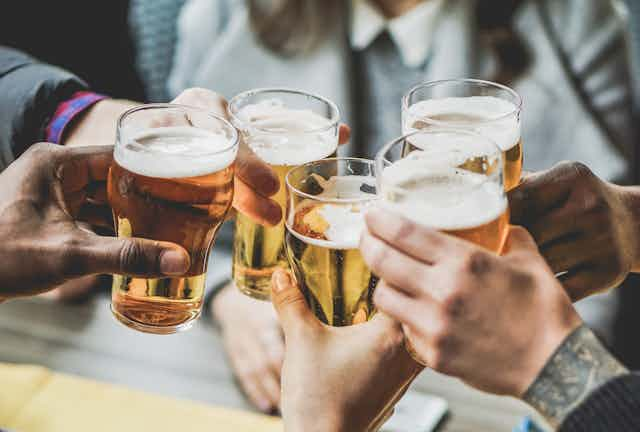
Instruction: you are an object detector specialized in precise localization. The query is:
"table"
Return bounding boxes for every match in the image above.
[0,291,546,432]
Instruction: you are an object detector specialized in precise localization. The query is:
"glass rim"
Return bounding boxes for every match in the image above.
[227,87,341,135]
[117,103,239,156]
[285,157,378,204]
[402,78,523,124]
[375,129,504,189]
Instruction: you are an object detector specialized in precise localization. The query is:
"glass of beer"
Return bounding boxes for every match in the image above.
[285,158,378,326]
[376,129,510,254]
[228,88,340,300]
[108,104,239,334]
[402,79,522,191]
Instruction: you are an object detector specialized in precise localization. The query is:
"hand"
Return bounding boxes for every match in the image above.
[212,283,284,413]
[0,143,190,299]
[360,209,582,397]
[509,162,639,301]
[272,269,423,432]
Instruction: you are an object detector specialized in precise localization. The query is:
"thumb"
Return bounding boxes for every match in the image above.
[503,225,539,256]
[271,269,315,335]
[86,235,191,277]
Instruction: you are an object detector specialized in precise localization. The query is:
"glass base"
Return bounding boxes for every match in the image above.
[235,280,272,301]
[111,305,200,335]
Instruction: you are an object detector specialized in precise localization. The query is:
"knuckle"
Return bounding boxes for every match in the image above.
[508,269,535,289]
[462,250,492,276]
[119,240,152,272]
[442,290,467,318]
[23,142,60,164]
[560,161,593,180]
[57,235,89,276]
[394,218,415,239]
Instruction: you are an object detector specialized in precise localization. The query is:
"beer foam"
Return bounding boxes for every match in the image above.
[405,96,521,152]
[116,126,237,178]
[235,99,337,166]
[288,175,376,250]
[382,152,507,231]
[289,204,367,250]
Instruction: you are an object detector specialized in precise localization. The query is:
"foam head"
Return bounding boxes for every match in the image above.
[235,99,338,166]
[404,96,521,152]
[289,175,376,249]
[381,150,507,231]
[115,126,237,178]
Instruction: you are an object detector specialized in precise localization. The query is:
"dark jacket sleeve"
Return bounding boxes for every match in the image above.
[0,46,88,170]
[560,374,640,432]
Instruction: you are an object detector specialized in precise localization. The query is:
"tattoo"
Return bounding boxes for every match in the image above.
[523,325,627,428]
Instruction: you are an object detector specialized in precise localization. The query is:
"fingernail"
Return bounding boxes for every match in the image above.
[272,270,290,293]
[160,250,190,275]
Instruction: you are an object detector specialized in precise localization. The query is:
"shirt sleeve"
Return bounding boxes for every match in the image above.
[0,46,89,170]
[45,91,109,144]
[559,373,640,432]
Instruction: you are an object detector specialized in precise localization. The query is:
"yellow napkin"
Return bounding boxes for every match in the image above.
[0,363,282,432]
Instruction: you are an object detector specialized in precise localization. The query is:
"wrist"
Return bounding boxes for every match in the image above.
[522,325,627,428]
[63,99,136,147]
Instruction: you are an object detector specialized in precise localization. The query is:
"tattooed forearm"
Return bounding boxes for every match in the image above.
[523,325,628,428]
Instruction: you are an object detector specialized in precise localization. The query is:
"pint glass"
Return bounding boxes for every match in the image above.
[285,158,378,326]
[376,129,510,254]
[402,79,522,191]
[108,104,239,334]
[229,89,340,300]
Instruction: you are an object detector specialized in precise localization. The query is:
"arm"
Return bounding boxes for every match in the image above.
[0,46,87,169]
[524,325,628,428]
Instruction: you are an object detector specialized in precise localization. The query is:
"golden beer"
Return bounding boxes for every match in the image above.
[403,80,523,191]
[108,110,238,334]
[285,158,378,326]
[378,130,510,254]
[229,90,339,300]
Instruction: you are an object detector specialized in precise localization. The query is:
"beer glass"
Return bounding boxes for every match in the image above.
[108,104,239,334]
[229,88,340,300]
[376,129,510,254]
[402,79,523,191]
[285,158,378,326]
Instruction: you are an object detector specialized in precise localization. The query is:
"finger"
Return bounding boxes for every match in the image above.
[235,144,280,197]
[508,164,574,224]
[86,182,108,204]
[55,146,114,192]
[40,274,100,302]
[503,226,540,256]
[559,268,615,302]
[82,234,191,277]
[260,328,285,377]
[271,269,316,334]
[364,208,461,264]
[373,281,433,328]
[257,368,281,410]
[77,203,114,229]
[233,177,282,226]
[338,124,351,145]
[522,205,583,247]
[171,87,228,117]
[66,190,87,217]
[360,231,429,297]
[235,367,276,413]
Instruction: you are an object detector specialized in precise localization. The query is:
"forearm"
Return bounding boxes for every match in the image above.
[523,325,627,428]
[63,99,137,147]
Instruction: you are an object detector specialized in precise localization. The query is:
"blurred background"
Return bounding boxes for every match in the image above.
[1,1,639,430]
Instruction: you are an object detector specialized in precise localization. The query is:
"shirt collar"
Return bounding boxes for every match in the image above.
[350,0,444,68]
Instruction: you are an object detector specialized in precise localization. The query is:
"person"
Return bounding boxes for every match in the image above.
[0,144,190,301]
[358,161,640,430]
[270,268,424,432]
[169,0,634,412]
[0,46,284,300]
